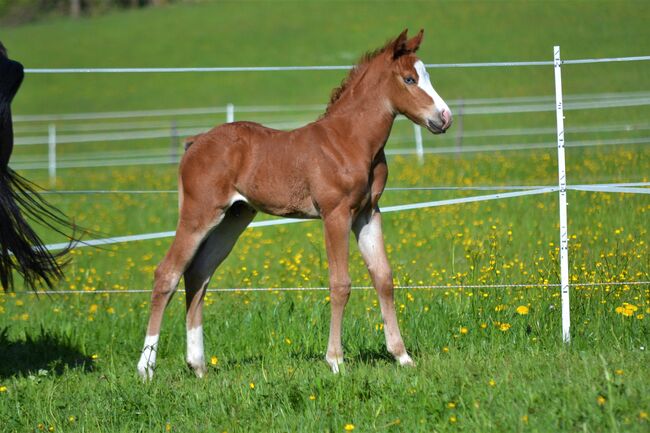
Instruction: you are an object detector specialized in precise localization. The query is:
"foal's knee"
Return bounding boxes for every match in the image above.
[152,264,180,298]
[372,268,394,296]
[329,279,351,304]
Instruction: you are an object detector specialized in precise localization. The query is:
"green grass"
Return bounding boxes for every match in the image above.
[1,1,649,432]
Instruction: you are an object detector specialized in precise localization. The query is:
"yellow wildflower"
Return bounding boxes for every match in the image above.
[516,305,529,315]
[0,385,7,392]
[597,395,606,406]
[447,401,456,409]
[460,327,468,335]
[210,356,218,366]
[499,323,511,331]
[449,415,457,423]
[344,424,355,431]
[249,382,255,389]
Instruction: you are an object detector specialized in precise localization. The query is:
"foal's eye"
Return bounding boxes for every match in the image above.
[404,76,416,85]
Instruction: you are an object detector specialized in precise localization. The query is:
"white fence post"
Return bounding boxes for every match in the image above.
[170,119,179,163]
[413,124,423,164]
[48,123,57,188]
[226,103,235,123]
[455,98,464,157]
[554,46,571,343]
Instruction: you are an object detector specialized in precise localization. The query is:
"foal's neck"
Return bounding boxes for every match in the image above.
[322,88,396,161]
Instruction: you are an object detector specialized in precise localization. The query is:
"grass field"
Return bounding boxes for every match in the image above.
[1,1,649,432]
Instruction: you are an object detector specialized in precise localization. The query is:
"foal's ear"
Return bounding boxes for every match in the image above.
[405,29,424,53]
[392,28,424,59]
[391,28,410,59]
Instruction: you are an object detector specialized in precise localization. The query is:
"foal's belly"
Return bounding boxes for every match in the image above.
[233,190,320,219]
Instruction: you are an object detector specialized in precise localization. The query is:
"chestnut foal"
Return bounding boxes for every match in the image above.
[137,29,452,379]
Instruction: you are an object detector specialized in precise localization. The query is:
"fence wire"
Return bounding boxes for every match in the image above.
[4,281,649,296]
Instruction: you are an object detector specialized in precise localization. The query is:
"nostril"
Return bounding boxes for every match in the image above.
[441,109,453,129]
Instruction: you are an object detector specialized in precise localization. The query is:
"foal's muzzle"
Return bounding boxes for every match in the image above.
[426,109,453,134]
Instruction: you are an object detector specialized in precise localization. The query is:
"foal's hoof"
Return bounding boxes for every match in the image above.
[325,355,344,374]
[187,361,207,378]
[397,353,415,367]
[137,363,155,381]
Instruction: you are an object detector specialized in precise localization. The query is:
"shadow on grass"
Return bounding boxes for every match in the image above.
[0,327,94,379]
[289,347,398,365]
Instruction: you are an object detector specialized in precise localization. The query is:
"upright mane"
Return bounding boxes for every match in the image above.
[323,37,396,115]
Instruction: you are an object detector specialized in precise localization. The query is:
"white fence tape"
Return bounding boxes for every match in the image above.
[571,185,650,194]
[43,187,558,252]
[46,182,650,251]
[21,55,650,74]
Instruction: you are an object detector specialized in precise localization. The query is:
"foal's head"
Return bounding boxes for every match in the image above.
[384,29,453,134]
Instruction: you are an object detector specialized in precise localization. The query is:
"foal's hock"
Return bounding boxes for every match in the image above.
[138,29,452,379]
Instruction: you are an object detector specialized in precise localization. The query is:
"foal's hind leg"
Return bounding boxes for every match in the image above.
[184,202,256,377]
[353,207,413,366]
[137,199,225,380]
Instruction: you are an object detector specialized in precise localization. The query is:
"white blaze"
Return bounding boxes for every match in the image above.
[414,60,450,114]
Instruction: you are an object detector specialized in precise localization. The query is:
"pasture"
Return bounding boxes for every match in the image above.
[1,1,649,432]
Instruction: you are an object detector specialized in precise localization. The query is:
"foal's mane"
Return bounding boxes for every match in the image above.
[323,37,396,115]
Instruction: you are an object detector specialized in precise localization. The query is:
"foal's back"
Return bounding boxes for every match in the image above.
[180,120,329,219]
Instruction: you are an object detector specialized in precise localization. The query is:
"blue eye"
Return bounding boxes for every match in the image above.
[404,76,416,85]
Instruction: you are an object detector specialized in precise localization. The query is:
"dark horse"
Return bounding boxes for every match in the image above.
[138,29,452,379]
[0,42,76,291]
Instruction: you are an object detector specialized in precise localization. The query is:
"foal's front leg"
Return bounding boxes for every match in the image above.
[322,209,352,373]
[353,207,413,366]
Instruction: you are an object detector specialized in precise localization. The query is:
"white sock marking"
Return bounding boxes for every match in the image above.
[137,334,159,380]
[325,355,344,374]
[186,325,205,367]
[398,352,414,366]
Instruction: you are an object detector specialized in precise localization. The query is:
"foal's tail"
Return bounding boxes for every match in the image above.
[0,168,76,291]
[178,134,200,210]
[183,133,202,151]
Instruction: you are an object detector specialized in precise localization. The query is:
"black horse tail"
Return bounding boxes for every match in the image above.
[0,168,76,291]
